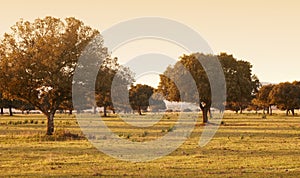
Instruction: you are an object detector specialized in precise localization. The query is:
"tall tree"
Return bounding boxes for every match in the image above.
[95,57,134,117]
[218,53,258,113]
[159,53,213,123]
[129,84,154,115]
[0,17,100,135]
[159,53,257,122]
[269,82,300,116]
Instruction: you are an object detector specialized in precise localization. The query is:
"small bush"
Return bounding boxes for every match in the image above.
[167,126,174,132]
[41,121,45,124]
[141,131,148,137]
[165,109,173,112]
[30,120,34,124]
[23,120,29,124]
[183,108,192,112]
[34,121,38,124]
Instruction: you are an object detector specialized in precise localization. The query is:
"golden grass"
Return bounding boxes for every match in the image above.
[0,112,299,177]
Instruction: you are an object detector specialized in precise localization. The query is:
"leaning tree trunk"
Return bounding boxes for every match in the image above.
[286,109,289,116]
[46,112,55,135]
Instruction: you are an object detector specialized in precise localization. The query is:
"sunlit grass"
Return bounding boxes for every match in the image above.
[0,112,299,177]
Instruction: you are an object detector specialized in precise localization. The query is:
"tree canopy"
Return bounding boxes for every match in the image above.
[95,57,134,117]
[0,16,100,135]
[269,82,300,116]
[252,84,274,114]
[129,84,154,115]
[159,52,257,123]
[218,53,259,113]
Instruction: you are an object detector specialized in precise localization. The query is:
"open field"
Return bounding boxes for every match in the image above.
[0,113,300,177]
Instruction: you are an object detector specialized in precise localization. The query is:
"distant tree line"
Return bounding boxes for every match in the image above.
[252,82,300,116]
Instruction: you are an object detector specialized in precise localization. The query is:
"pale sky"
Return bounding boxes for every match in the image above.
[1,0,300,87]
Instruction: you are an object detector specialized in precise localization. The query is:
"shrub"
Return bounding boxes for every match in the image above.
[183,108,192,112]
[167,126,175,132]
[141,131,148,137]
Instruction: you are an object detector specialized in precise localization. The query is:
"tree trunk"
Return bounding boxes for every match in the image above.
[9,106,13,116]
[103,106,107,117]
[69,110,72,115]
[138,106,142,115]
[239,106,243,114]
[201,107,209,123]
[286,109,289,116]
[0,107,3,115]
[93,106,97,114]
[199,103,209,123]
[291,109,295,116]
[208,108,212,119]
[269,106,272,115]
[46,112,55,135]
[263,108,265,114]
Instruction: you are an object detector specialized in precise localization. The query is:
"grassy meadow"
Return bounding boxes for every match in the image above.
[0,112,300,177]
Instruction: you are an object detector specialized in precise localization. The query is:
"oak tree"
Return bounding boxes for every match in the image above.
[95,57,134,117]
[269,82,300,116]
[218,53,258,113]
[159,53,214,123]
[129,84,154,115]
[252,84,274,114]
[0,16,99,135]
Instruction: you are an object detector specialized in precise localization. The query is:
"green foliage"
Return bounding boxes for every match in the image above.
[95,57,134,116]
[129,84,154,115]
[252,84,274,114]
[269,82,300,115]
[0,16,101,135]
[159,52,258,121]
[219,53,259,113]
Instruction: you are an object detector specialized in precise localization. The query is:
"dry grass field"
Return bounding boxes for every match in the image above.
[0,112,299,177]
